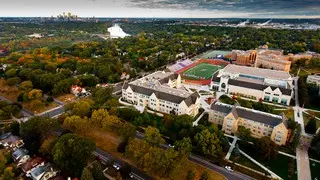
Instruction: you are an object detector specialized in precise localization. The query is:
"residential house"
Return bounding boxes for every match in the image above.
[21,156,46,176]
[29,163,59,180]
[12,148,30,166]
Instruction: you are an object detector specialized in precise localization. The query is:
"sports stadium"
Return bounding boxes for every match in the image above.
[169,59,229,85]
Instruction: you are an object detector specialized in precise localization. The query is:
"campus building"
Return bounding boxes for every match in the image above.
[208,102,290,145]
[231,50,257,66]
[122,71,201,117]
[211,64,293,105]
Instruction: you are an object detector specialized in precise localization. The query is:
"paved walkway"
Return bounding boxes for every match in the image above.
[225,136,238,160]
[193,111,206,126]
[239,149,282,179]
[293,77,312,180]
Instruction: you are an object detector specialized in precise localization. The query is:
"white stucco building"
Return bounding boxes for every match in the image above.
[122,71,201,117]
[211,64,293,105]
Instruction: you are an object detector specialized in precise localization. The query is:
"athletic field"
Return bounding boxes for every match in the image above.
[182,63,222,80]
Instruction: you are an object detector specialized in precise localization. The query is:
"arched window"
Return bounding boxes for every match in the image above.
[221,83,226,89]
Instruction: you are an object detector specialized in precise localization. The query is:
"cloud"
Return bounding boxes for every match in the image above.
[128,0,320,16]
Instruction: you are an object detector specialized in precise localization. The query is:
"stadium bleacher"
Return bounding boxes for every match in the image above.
[168,59,193,72]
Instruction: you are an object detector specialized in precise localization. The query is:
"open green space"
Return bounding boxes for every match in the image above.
[230,154,270,175]
[182,63,222,80]
[274,108,295,121]
[303,112,320,131]
[201,50,232,59]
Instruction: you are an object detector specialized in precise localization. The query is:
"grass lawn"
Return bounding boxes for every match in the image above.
[274,108,295,120]
[55,93,76,103]
[306,110,320,118]
[230,154,270,175]
[182,63,222,80]
[310,160,320,179]
[22,101,59,114]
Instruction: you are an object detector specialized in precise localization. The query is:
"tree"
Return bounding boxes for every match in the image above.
[52,133,95,177]
[200,171,209,180]
[6,77,21,86]
[305,118,317,134]
[40,136,57,157]
[254,136,278,160]
[5,69,17,78]
[81,167,94,180]
[186,170,196,180]
[232,144,240,157]
[20,116,60,154]
[72,99,94,117]
[90,109,108,127]
[0,167,15,180]
[28,89,43,100]
[63,115,88,134]
[144,126,165,146]
[237,126,251,141]
[44,63,57,73]
[119,163,132,179]
[118,123,136,141]
[91,161,105,180]
[9,121,20,136]
[91,87,113,106]
[174,137,192,155]
[19,81,33,91]
[194,129,222,157]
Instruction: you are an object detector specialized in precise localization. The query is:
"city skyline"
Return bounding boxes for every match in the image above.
[0,0,320,18]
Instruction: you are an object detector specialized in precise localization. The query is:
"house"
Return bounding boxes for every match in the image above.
[211,64,293,105]
[120,72,130,80]
[122,71,201,117]
[0,134,24,149]
[208,102,289,145]
[29,163,59,180]
[21,156,46,176]
[12,148,30,166]
[71,85,90,97]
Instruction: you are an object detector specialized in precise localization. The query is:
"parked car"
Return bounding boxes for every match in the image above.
[225,166,233,171]
[129,173,134,178]
[113,163,120,170]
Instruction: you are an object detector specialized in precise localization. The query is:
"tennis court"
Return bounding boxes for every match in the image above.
[182,63,222,80]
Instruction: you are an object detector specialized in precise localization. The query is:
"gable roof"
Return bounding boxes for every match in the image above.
[21,156,45,172]
[211,103,285,126]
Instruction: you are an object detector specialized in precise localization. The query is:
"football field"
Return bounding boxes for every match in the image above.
[182,63,222,80]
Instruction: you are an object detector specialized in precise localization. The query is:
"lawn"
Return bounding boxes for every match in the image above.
[239,142,297,180]
[230,154,270,175]
[310,160,320,179]
[55,93,77,103]
[274,108,295,121]
[182,63,222,80]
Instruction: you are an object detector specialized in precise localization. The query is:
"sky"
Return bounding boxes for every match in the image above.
[0,0,319,18]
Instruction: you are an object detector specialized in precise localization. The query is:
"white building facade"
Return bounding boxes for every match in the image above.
[122,71,201,117]
[211,64,293,105]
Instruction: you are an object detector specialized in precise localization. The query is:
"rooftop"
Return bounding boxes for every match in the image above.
[211,102,285,126]
[223,64,292,80]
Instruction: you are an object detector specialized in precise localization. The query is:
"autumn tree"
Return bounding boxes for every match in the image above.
[63,115,89,134]
[71,99,94,117]
[144,126,165,146]
[19,81,33,92]
[28,89,43,100]
[118,122,136,142]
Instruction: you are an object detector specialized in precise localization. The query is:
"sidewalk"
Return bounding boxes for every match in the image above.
[225,137,238,160]
[193,111,206,126]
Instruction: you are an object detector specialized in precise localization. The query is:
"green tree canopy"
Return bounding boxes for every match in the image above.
[52,133,95,177]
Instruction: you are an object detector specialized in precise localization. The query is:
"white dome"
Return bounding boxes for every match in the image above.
[107,24,130,38]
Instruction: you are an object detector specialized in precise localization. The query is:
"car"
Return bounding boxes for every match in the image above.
[129,173,134,178]
[225,166,233,171]
[168,144,175,148]
[113,163,120,170]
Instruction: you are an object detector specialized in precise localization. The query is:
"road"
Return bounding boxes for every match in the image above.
[190,155,253,180]
[0,95,33,117]
[94,148,153,180]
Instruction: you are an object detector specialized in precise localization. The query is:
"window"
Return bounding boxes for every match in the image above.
[265,92,271,95]
[264,96,270,101]
[221,83,226,89]
[281,99,287,105]
[274,94,279,96]
[272,97,279,103]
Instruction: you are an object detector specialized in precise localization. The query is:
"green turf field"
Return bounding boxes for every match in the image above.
[182,63,222,80]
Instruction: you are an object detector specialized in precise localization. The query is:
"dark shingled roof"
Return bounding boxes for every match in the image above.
[228,79,292,96]
[211,103,285,126]
[158,73,179,84]
[123,84,199,106]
